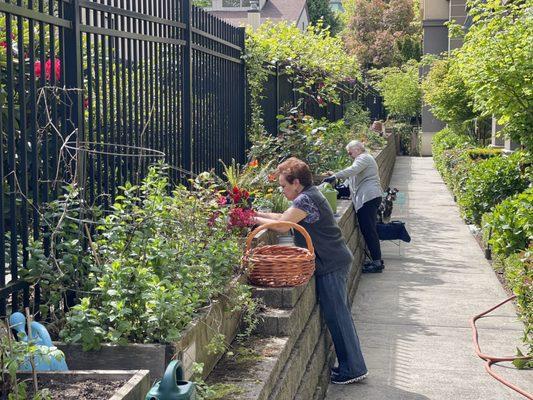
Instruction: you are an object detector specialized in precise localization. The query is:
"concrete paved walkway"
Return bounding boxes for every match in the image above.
[325,157,532,400]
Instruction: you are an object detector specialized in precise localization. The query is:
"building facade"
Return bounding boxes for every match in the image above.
[207,0,309,31]
[420,0,467,155]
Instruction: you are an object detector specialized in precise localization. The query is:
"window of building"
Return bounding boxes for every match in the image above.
[222,0,251,6]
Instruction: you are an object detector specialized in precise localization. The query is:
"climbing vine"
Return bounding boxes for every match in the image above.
[244,21,360,139]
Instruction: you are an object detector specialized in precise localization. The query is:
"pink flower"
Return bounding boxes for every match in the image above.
[217,195,227,206]
[46,59,61,81]
[0,42,7,49]
[83,98,89,109]
[34,58,61,81]
[34,60,42,77]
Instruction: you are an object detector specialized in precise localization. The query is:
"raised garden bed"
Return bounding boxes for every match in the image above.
[20,369,150,400]
[56,275,245,381]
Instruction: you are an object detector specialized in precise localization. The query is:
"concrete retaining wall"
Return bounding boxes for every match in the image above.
[206,137,396,399]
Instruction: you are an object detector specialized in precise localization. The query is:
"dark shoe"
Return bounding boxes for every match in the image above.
[330,367,340,377]
[331,372,369,384]
[362,261,384,273]
[363,259,384,268]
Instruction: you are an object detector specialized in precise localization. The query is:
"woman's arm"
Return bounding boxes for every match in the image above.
[334,155,368,180]
[254,206,307,233]
[255,211,283,220]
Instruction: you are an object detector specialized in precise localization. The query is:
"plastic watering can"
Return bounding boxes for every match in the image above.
[319,183,338,214]
[9,312,68,371]
[145,360,196,400]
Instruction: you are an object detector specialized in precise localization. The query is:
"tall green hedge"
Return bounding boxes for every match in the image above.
[459,151,530,225]
[482,188,533,258]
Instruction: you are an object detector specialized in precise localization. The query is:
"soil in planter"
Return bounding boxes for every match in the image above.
[24,376,128,400]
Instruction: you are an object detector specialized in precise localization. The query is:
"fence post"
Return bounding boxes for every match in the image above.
[63,0,84,308]
[63,0,84,185]
[275,61,280,133]
[238,27,247,163]
[182,0,193,174]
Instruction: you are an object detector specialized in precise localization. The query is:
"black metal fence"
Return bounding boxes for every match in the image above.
[259,63,385,136]
[0,0,246,318]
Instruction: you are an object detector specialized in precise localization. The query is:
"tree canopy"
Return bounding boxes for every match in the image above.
[421,56,476,130]
[453,0,533,150]
[342,0,421,70]
[369,60,421,119]
[307,0,342,35]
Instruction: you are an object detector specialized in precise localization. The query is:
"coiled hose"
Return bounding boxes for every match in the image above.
[470,295,533,399]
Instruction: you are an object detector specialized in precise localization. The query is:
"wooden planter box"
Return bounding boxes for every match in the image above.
[18,369,150,400]
[56,277,245,381]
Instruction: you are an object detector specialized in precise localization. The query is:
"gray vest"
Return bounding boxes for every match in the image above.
[294,186,353,276]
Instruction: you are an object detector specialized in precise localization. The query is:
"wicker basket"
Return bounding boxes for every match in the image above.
[244,221,315,287]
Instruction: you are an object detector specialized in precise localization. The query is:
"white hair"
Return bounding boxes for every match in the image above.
[345,140,366,152]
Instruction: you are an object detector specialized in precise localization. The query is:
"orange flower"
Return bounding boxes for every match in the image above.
[268,173,277,182]
[248,159,259,168]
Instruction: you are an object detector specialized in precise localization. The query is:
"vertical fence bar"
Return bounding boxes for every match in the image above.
[6,12,19,311]
[64,0,83,185]
[182,0,192,174]
[0,74,5,317]
[239,27,246,162]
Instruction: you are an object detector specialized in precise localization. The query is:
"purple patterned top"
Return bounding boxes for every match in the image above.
[293,193,320,223]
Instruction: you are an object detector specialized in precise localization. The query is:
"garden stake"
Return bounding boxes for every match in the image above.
[470,295,532,399]
[3,318,19,400]
[24,308,38,394]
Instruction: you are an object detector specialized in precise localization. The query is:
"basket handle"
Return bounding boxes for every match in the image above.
[245,221,314,255]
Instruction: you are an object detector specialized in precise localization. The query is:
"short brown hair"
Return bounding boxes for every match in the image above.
[276,157,313,187]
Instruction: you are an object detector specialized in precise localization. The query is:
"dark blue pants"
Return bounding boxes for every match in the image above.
[316,267,367,377]
[357,197,382,261]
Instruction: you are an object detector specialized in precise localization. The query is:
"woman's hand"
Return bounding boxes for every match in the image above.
[253,207,307,233]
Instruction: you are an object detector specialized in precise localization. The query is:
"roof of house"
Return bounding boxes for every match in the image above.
[209,0,308,27]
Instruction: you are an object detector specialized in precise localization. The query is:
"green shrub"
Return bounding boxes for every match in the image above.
[482,188,533,257]
[432,128,475,180]
[466,147,503,160]
[392,121,416,155]
[459,151,530,225]
[60,168,242,350]
[248,111,353,174]
[344,101,370,132]
[501,249,533,361]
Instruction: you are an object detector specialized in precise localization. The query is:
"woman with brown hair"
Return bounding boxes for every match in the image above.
[254,157,368,385]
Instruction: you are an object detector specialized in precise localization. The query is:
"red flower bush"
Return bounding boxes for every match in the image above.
[34,58,61,81]
[228,207,255,228]
[216,185,256,230]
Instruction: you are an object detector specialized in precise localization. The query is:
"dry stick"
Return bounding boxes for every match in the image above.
[3,319,19,400]
[83,223,102,268]
[24,308,38,394]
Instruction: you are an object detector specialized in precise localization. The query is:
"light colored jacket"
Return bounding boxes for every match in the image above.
[334,153,382,211]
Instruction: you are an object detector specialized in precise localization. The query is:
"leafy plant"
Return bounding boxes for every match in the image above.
[500,249,533,364]
[369,60,422,120]
[60,167,242,350]
[245,20,360,139]
[248,110,353,174]
[431,127,475,186]
[307,2,341,35]
[354,127,387,151]
[452,0,533,150]
[421,56,476,130]
[20,185,101,334]
[343,101,371,132]
[459,151,530,225]
[482,188,533,257]
[1,317,64,400]
[466,147,503,160]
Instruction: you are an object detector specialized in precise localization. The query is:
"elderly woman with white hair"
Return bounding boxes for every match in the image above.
[323,140,384,273]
